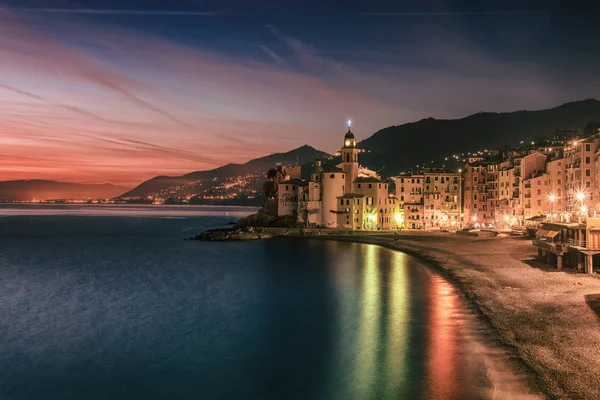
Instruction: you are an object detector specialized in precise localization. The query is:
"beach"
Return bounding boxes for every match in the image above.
[295,232,600,399]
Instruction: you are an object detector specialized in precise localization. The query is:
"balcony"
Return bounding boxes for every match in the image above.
[533,238,564,254]
[568,239,587,249]
[524,193,531,198]
[524,183,531,188]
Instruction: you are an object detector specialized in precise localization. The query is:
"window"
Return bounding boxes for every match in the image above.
[586,181,591,188]
[292,185,296,190]
[330,174,335,179]
[586,156,591,164]
[474,194,477,200]
[346,200,350,206]
[285,185,289,191]
[537,189,541,195]
[358,184,361,188]
[400,187,404,192]
[401,178,404,183]
[537,200,541,206]
[379,184,381,189]
[401,196,404,201]
[340,199,344,205]
[368,184,372,189]
[586,144,591,151]
[586,169,591,177]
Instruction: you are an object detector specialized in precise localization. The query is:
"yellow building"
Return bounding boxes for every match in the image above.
[275,124,393,230]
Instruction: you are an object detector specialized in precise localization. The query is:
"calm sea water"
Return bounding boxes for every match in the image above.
[0,205,539,400]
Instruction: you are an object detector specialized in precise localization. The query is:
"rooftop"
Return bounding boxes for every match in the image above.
[337,193,366,198]
[356,177,381,183]
[279,179,308,186]
[324,166,345,173]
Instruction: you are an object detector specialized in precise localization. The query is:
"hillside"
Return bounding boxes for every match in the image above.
[0,180,130,202]
[119,99,600,203]
[119,145,330,204]
[357,99,600,176]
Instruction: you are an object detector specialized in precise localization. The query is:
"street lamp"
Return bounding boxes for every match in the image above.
[577,192,585,202]
[549,194,556,222]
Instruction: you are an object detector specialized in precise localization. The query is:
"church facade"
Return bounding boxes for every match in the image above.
[275,126,400,230]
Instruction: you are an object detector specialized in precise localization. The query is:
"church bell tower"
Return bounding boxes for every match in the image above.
[341,120,359,193]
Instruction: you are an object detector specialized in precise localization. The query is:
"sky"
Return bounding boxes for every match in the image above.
[1,0,600,186]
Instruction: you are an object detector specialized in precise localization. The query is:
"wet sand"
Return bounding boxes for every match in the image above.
[297,232,600,400]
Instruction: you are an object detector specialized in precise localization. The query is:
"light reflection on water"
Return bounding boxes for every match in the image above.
[0,209,542,399]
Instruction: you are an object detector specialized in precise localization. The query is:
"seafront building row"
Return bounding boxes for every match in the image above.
[265,125,600,273]
[267,126,600,231]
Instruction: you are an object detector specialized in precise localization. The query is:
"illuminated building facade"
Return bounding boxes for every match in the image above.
[275,122,397,230]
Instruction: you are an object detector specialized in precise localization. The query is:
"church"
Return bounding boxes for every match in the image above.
[275,123,400,230]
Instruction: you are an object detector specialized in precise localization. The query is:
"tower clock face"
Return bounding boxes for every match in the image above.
[345,140,351,146]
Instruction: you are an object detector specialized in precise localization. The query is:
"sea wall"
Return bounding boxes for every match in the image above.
[189,227,395,241]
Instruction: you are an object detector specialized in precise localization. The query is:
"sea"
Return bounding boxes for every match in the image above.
[0,204,540,400]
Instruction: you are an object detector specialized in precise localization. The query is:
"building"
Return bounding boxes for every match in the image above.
[275,124,396,230]
[394,169,461,230]
[423,168,461,228]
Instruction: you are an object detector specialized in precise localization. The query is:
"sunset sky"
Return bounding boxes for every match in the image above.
[1,0,599,186]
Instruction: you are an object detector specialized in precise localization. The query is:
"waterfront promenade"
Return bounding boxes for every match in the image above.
[295,232,600,400]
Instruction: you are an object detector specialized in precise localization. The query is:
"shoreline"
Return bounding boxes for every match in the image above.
[284,232,600,400]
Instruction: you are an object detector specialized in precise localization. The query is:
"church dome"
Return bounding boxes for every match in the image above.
[344,129,355,140]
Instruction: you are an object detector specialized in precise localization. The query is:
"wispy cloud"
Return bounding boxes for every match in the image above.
[258,44,287,66]
[0,9,597,185]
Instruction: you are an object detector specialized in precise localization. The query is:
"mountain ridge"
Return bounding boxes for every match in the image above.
[119,144,331,202]
[356,99,600,176]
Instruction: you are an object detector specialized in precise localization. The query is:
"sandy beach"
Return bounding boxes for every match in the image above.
[297,232,600,400]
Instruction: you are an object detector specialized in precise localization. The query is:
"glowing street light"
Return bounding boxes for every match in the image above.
[581,205,588,214]
[549,194,556,202]
[577,192,585,202]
